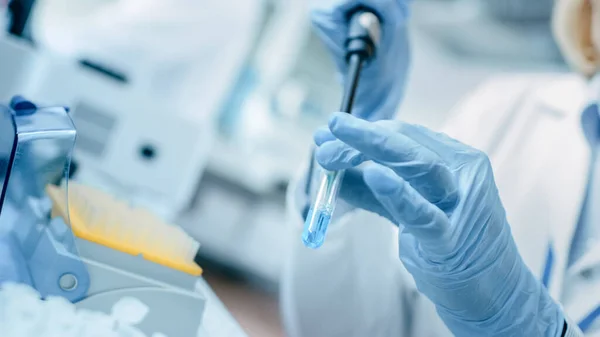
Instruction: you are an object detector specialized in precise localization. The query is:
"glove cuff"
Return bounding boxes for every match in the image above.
[563,317,584,337]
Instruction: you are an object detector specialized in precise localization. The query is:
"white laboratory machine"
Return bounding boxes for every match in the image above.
[1,0,343,284]
[0,101,247,337]
[0,0,265,220]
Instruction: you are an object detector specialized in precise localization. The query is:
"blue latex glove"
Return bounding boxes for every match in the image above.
[314,112,566,336]
[311,0,411,121]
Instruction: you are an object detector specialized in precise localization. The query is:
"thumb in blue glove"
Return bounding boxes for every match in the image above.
[314,112,566,337]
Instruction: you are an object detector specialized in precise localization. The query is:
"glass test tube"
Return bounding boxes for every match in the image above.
[302,169,345,249]
[301,49,367,248]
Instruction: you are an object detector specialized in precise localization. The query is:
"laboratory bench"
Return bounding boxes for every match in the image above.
[197,276,252,337]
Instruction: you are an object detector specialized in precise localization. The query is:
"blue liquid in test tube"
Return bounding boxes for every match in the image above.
[302,170,345,249]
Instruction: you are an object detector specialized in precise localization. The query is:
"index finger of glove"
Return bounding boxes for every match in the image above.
[314,126,337,146]
[327,113,458,207]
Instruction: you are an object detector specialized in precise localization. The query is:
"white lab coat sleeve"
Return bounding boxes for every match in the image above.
[440,74,551,151]
[280,168,451,337]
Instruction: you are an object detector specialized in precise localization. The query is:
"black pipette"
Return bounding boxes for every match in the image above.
[340,9,381,112]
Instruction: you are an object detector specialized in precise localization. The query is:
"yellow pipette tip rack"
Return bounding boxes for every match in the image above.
[47,183,203,276]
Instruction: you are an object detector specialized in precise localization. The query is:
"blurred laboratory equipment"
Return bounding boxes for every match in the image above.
[0,0,297,287]
[0,100,247,337]
[0,0,575,292]
[481,0,554,22]
[0,282,152,337]
[0,99,84,295]
[178,0,343,285]
[0,0,264,220]
[398,0,568,133]
[211,0,338,193]
[415,0,563,64]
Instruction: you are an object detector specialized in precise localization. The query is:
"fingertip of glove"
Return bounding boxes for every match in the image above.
[328,112,350,132]
[314,142,337,169]
[313,126,335,146]
[315,141,364,170]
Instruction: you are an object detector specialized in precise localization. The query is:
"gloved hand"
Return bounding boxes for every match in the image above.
[310,0,411,121]
[314,112,566,336]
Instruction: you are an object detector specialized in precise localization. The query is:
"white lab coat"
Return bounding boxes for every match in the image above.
[281,74,600,336]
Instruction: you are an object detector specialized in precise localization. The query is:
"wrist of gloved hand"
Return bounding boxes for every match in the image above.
[406,218,565,337]
[564,317,586,337]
